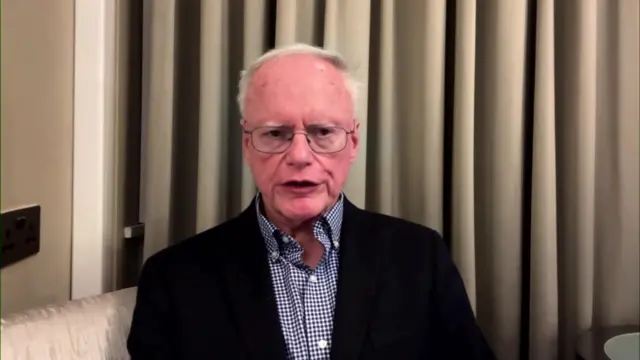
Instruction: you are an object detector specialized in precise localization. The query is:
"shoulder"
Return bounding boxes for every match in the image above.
[367,210,440,236]
[361,208,443,247]
[354,209,459,298]
[342,198,445,256]
[139,215,244,279]
[354,207,449,267]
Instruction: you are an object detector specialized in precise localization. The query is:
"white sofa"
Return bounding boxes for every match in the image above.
[1,287,137,360]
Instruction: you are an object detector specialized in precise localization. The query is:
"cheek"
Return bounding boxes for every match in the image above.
[249,156,281,190]
[320,156,352,190]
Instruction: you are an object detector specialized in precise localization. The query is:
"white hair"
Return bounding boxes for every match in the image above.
[237,43,360,118]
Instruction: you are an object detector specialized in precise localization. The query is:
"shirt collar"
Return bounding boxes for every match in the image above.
[255,193,344,256]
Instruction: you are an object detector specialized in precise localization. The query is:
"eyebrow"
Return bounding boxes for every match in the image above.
[260,121,288,127]
[259,121,340,128]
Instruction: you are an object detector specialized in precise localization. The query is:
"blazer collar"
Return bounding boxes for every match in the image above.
[221,199,288,359]
[331,198,381,360]
[222,196,381,360]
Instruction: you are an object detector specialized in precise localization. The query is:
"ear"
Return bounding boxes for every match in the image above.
[241,120,251,163]
[242,135,251,163]
[349,120,360,163]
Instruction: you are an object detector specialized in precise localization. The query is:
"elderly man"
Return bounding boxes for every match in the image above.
[127,44,495,359]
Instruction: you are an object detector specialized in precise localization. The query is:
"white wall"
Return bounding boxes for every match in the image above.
[71,0,118,299]
[1,0,75,315]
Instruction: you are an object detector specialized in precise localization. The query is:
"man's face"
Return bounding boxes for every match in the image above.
[242,54,358,223]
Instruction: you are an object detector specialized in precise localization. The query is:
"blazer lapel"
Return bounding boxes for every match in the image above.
[222,202,287,360]
[331,199,381,360]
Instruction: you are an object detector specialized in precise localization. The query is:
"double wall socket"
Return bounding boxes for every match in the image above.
[1,205,41,268]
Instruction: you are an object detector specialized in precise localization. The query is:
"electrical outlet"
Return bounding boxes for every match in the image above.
[1,205,41,268]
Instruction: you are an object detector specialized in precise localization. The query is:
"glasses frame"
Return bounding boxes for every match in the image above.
[242,121,356,154]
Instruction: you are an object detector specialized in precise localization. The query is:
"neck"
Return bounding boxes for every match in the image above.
[260,194,339,244]
[263,206,316,243]
[262,207,323,268]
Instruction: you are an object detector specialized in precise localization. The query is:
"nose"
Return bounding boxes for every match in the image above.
[285,133,313,167]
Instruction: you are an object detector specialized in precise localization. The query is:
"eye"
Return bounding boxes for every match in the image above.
[259,128,289,139]
[311,126,337,137]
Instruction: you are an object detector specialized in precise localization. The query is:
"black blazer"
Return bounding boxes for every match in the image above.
[127,198,496,359]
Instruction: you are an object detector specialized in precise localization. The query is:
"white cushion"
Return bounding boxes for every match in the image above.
[1,287,136,360]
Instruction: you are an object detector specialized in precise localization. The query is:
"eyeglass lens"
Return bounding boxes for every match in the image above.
[251,125,348,153]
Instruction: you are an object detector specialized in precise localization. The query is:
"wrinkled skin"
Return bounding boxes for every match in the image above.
[242,54,359,239]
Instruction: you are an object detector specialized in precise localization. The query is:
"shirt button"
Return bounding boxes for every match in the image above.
[317,339,328,349]
[309,275,318,283]
[333,241,339,248]
[270,251,278,260]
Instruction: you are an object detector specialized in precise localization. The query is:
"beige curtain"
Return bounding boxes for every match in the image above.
[135,0,640,359]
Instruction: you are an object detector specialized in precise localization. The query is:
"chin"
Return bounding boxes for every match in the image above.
[278,196,327,221]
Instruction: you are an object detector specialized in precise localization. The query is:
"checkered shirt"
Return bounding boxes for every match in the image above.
[256,193,343,360]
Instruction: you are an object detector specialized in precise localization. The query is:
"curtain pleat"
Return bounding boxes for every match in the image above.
[134,1,639,359]
[418,0,446,232]
[275,0,322,46]
[196,0,228,233]
[474,1,529,358]
[239,0,266,208]
[611,0,640,327]
[140,0,177,260]
[367,0,398,216]
[451,0,478,313]
[555,1,599,358]
[529,1,559,359]
[323,0,371,208]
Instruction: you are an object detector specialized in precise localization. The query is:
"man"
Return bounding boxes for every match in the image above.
[127,43,496,359]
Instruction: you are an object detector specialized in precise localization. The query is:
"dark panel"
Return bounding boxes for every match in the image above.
[1,205,41,268]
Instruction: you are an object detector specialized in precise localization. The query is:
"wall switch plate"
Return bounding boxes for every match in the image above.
[1,205,41,268]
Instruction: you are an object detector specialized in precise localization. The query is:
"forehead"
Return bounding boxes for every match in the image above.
[243,54,353,126]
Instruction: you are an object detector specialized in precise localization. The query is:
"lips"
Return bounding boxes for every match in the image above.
[282,180,319,188]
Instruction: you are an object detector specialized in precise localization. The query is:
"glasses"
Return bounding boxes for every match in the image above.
[243,124,355,154]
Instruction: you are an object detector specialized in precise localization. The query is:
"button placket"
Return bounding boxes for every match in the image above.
[269,251,279,261]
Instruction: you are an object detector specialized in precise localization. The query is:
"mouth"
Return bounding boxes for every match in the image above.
[282,180,320,189]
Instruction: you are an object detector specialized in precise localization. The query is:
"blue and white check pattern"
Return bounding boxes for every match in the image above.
[256,193,343,360]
